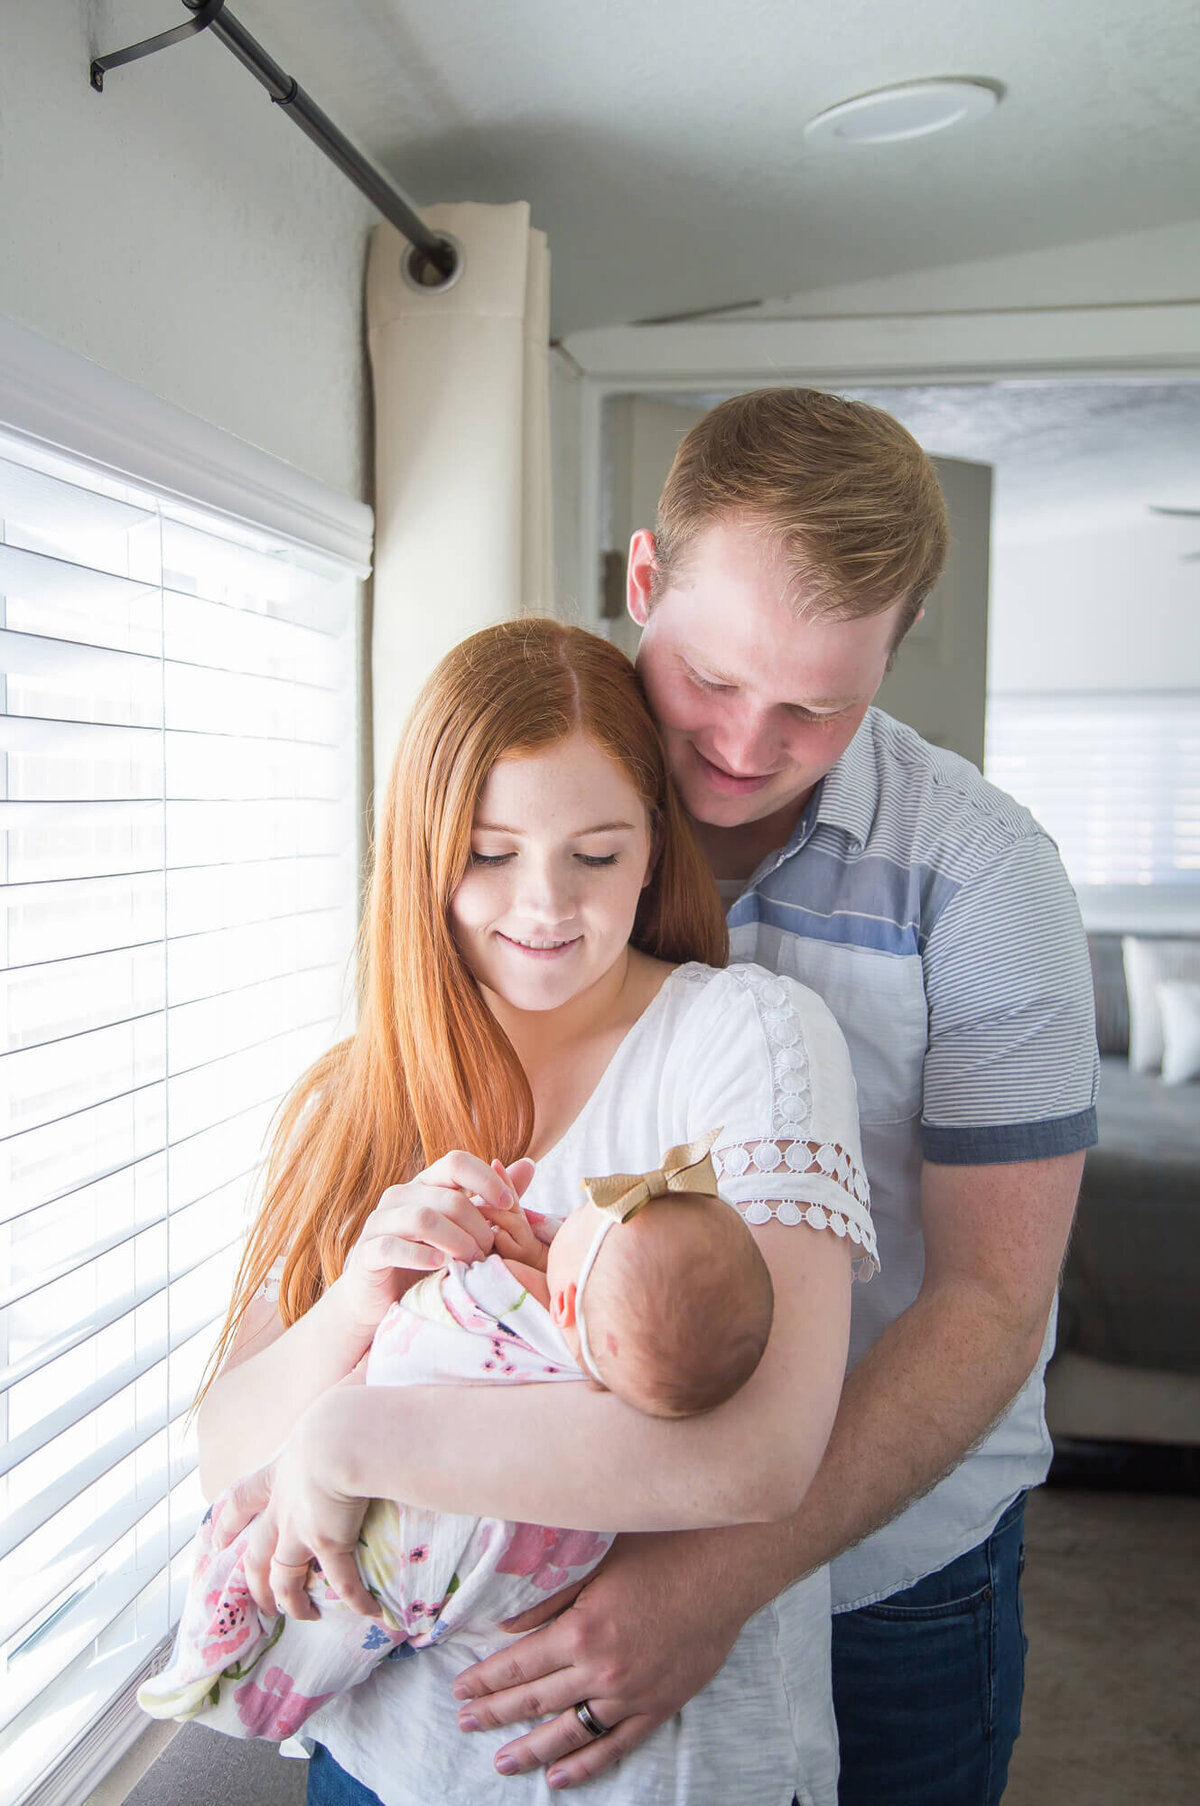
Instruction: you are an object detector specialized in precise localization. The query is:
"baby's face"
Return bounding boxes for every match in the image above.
[544,1200,611,1362]
[545,1199,606,1297]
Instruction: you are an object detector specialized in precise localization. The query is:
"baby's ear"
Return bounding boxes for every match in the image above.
[550,1280,577,1329]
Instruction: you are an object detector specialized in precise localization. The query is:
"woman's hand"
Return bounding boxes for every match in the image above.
[335,1153,537,1332]
[209,1389,379,1622]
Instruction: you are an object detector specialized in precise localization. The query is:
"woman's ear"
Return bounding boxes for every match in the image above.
[550,1280,578,1329]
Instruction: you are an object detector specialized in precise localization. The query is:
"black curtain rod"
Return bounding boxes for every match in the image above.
[91,0,460,287]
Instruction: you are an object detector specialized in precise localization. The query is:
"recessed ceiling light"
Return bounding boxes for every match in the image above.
[804,78,1003,148]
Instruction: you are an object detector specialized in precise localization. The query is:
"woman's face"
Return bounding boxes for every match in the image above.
[449,731,655,1017]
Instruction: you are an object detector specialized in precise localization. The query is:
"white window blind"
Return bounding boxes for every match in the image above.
[985,691,1200,888]
[0,434,359,1805]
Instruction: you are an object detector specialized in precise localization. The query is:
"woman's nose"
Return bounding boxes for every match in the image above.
[513,856,577,922]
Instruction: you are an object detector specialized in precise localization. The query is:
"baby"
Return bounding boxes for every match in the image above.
[139,1133,773,1741]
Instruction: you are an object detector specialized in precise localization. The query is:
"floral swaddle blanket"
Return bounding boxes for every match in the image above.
[139,1231,611,1741]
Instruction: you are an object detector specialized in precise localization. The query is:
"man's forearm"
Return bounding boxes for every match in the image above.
[666,1280,1048,1622]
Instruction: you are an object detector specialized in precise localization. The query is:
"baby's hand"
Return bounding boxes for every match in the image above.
[478,1160,546,1270]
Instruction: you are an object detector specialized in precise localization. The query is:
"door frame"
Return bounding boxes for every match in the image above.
[557,300,1200,626]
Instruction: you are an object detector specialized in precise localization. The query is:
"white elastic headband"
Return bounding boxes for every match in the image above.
[573,1213,617,1383]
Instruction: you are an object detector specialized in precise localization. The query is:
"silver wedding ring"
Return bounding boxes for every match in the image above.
[574,1700,608,1739]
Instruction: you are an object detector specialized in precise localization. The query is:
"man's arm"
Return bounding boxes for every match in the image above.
[452,1150,1083,1790]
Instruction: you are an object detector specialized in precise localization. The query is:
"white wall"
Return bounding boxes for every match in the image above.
[0,1,376,498]
[990,508,1200,693]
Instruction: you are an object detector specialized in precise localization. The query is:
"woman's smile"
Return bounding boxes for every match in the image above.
[496,930,583,957]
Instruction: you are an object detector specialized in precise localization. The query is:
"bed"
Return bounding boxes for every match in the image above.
[1045,930,1200,1467]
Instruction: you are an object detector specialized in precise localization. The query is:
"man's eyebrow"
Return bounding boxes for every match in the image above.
[473,820,637,836]
[681,651,859,712]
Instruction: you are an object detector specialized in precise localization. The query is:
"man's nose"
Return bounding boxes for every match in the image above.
[712,707,777,775]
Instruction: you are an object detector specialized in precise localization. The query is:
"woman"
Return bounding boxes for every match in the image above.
[196,619,876,1805]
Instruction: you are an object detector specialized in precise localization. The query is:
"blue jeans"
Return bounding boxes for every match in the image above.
[828,1493,1028,1805]
[307,1744,384,1805]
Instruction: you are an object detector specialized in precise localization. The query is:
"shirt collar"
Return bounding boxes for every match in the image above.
[812,709,878,852]
[735,710,879,894]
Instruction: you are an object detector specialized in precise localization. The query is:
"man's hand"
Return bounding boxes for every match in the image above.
[451,1534,753,1790]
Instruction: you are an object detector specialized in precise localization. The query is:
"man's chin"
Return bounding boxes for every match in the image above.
[681,773,813,837]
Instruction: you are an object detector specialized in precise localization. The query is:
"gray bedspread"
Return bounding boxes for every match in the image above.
[1057,1057,1200,1374]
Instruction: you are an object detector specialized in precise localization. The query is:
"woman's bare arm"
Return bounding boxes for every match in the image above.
[196,1277,375,1500]
[313,1223,852,1533]
[197,1152,528,1499]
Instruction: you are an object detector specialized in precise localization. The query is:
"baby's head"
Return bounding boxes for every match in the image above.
[546,1167,774,1419]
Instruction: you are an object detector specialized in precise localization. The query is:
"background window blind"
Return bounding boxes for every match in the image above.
[0,435,359,1805]
[985,691,1200,889]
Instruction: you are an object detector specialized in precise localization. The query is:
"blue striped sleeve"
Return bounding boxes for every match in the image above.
[920,831,1099,1165]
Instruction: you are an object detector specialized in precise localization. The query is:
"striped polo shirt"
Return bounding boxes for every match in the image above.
[724,707,1099,1611]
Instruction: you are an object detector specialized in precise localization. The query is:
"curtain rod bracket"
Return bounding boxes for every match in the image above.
[90,0,227,93]
[89,1,460,289]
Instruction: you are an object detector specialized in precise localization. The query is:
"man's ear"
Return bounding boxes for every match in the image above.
[627,529,658,628]
[550,1280,578,1329]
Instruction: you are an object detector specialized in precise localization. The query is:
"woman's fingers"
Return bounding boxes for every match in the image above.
[210,1467,273,1551]
[241,1516,280,1619]
[421,1151,518,1213]
[268,1552,319,1623]
[367,1197,491,1267]
[311,1545,381,1619]
[496,1156,536,1199]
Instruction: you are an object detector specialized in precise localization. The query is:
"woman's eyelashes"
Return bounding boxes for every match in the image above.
[468,849,620,868]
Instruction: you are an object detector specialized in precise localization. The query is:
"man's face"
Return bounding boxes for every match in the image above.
[630,518,904,832]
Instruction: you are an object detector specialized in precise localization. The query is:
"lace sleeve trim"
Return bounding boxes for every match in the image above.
[716,1137,879,1279]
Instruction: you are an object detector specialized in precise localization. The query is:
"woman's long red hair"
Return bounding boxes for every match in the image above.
[199,619,727,1395]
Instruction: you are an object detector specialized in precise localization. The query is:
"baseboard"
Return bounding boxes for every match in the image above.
[1048,1435,1200,1495]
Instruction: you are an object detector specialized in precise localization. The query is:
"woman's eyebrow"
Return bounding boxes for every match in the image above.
[473,820,636,836]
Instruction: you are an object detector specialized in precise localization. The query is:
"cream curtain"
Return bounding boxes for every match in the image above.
[367,201,553,798]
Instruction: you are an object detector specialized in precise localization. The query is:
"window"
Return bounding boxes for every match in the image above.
[0,429,361,1804]
[985,691,1200,889]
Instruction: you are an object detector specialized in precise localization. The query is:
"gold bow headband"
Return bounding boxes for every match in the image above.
[580,1128,723,1222]
[573,1129,723,1383]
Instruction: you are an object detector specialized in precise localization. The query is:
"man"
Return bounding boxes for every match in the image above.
[453,389,1098,1803]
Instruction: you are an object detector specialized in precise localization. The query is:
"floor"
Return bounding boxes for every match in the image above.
[1005,1485,1200,1805]
[122,1484,1200,1804]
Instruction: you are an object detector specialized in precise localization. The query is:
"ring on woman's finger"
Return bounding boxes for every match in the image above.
[573,1701,609,1739]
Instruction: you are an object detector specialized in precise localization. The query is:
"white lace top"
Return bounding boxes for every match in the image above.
[306,961,872,1806]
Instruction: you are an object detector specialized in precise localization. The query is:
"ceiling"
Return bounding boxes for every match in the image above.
[815,381,1200,542]
[663,379,1200,542]
[231,0,1200,333]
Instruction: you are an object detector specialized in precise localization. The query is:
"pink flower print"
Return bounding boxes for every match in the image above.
[234,1665,334,1739]
[408,1544,429,1563]
[198,1576,259,1666]
[371,1305,424,1365]
[497,1524,610,1592]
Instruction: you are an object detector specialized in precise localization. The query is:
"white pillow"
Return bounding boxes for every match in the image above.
[1122,936,1200,1072]
[1157,982,1200,1085]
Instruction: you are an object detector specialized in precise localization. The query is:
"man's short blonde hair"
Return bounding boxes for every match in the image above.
[652,388,949,641]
